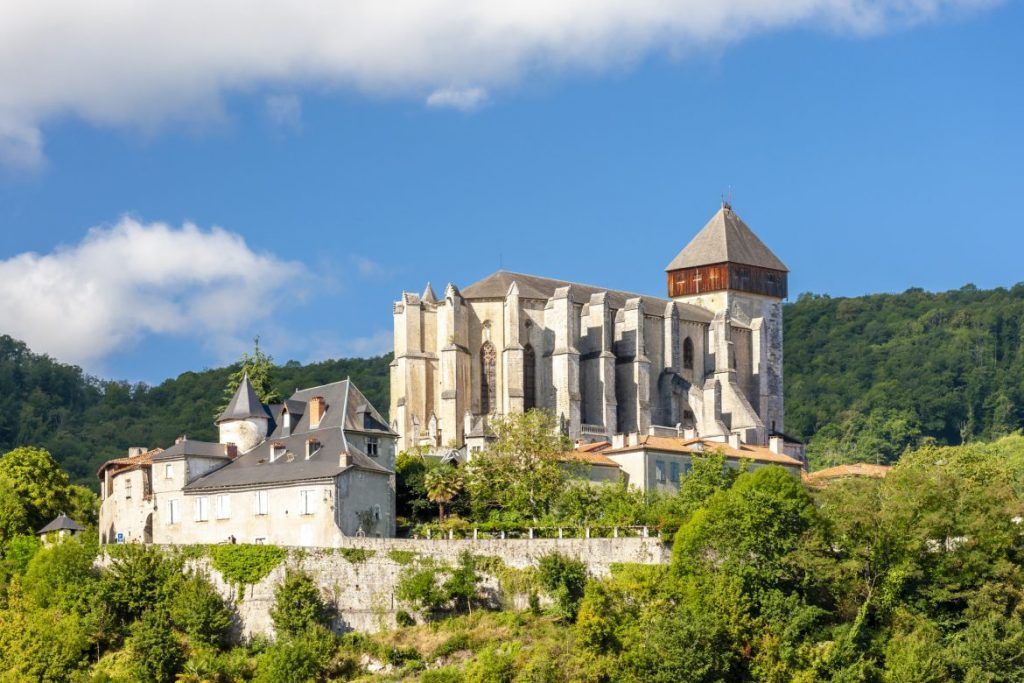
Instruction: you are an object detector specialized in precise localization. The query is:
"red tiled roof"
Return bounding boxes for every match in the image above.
[605,435,804,467]
[97,448,163,477]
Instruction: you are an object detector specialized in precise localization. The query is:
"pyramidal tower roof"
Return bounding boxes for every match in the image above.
[217,373,269,424]
[665,204,788,272]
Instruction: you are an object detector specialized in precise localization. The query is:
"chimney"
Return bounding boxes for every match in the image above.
[683,428,697,440]
[627,432,640,447]
[339,451,352,468]
[611,433,625,449]
[224,443,238,459]
[175,435,186,445]
[728,433,742,449]
[127,446,146,458]
[769,436,784,455]
[309,396,326,428]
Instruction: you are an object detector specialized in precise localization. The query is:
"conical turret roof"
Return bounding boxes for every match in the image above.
[665,205,788,272]
[216,373,269,424]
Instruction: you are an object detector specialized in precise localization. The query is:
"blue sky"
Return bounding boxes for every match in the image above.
[0,1,1021,383]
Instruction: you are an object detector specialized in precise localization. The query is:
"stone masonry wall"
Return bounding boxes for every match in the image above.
[192,537,670,638]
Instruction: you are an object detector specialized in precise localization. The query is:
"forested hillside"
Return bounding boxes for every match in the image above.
[0,335,391,486]
[784,283,1024,467]
[1,281,1023,486]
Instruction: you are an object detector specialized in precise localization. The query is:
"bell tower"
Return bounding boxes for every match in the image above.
[665,203,788,437]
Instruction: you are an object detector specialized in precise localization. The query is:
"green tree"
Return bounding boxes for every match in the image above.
[464,410,572,522]
[97,544,175,625]
[167,572,234,648]
[254,624,338,683]
[443,551,481,614]
[269,570,330,640]
[0,447,73,536]
[0,598,92,682]
[217,337,281,417]
[128,608,185,683]
[425,465,462,522]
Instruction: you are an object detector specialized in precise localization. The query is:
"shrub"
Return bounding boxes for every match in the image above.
[270,570,330,639]
[395,609,415,627]
[99,544,175,624]
[167,572,234,647]
[0,603,92,681]
[396,563,447,614]
[254,624,338,683]
[432,632,472,659]
[537,552,588,620]
[337,547,375,564]
[422,667,465,683]
[464,644,518,683]
[208,544,286,590]
[388,549,418,565]
[128,609,185,683]
[443,551,481,614]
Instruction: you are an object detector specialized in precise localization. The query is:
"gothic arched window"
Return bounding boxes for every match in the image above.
[683,337,694,370]
[523,343,536,411]
[480,341,497,415]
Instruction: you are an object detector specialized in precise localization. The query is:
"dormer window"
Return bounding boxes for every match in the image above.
[271,442,286,462]
[305,438,321,459]
[282,409,291,437]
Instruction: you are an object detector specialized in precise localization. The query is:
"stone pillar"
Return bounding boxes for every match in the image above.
[588,292,617,433]
[439,284,470,448]
[548,286,581,439]
[502,281,525,415]
[623,298,651,435]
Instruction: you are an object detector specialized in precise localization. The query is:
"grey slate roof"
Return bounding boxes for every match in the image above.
[184,427,389,492]
[461,271,713,323]
[184,380,395,492]
[38,514,84,534]
[216,374,271,424]
[665,206,788,272]
[152,439,234,462]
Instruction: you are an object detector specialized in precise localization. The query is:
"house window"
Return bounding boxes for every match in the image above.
[480,340,497,414]
[255,490,269,516]
[670,462,680,483]
[306,439,321,459]
[165,464,173,479]
[373,504,381,522]
[217,495,231,519]
[683,462,693,476]
[366,437,379,457]
[125,479,133,499]
[656,460,666,484]
[196,496,209,522]
[299,490,316,515]
[523,343,537,411]
[683,337,694,370]
[168,499,180,524]
[282,409,291,437]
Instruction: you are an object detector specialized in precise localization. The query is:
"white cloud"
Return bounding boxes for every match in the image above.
[351,255,387,278]
[339,330,394,358]
[427,86,489,111]
[0,0,1000,167]
[0,218,302,368]
[264,94,302,131]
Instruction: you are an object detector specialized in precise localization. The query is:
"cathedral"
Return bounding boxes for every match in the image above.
[390,203,790,455]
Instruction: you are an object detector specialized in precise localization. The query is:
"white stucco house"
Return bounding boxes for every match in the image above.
[98,376,398,546]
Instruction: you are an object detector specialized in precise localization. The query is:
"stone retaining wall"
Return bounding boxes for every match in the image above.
[194,537,670,636]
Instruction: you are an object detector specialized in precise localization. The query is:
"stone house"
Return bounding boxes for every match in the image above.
[98,376,398,546]
[391,203,794,462]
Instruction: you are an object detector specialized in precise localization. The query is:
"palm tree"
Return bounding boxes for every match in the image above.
[425,465,461,522]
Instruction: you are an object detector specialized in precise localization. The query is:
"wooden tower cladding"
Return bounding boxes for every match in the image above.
[667,262,787,299]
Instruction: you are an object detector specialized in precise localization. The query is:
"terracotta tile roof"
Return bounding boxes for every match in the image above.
[97,448,164,477]
[605,435,804,467]
[807,463,891,481]
[560,442,619,467]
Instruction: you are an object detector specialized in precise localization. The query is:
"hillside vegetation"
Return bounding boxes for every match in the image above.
[4,435,1024,681]
[1,282,1022,485]
[785,283,1024,467]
